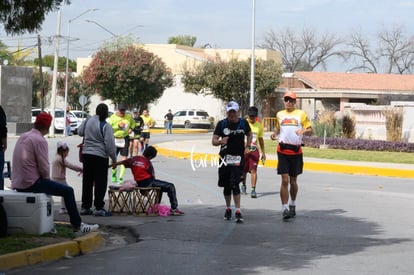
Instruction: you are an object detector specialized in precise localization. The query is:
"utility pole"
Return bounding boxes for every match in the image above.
[63,8,98,136]
[37,35,45,111]
[49,9,62,137]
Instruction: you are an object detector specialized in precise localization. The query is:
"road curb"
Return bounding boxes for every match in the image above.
[0,231,104,271]
[156,147,414,178]
[151,128,209,134]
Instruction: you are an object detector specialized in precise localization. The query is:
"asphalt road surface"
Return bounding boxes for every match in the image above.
[6,133,414,275]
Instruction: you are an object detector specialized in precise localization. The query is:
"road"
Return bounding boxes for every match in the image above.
[5,133,414,274]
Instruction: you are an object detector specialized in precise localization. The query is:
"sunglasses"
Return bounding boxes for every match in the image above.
[284,97,296,103]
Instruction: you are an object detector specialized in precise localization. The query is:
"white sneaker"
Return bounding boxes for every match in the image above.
[75,222,99,236]
[59,208,68,214]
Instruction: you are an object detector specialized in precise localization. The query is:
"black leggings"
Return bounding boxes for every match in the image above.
[218,166,242,196]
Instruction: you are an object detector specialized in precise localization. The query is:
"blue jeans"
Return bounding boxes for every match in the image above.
[165,121,172,134]
[0,150,4,190]
[137,178,178,209]
[16,178,82,228]
[66,125,72,136]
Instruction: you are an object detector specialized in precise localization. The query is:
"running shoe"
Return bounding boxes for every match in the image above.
[289,205,296,218]
[282,209,291,221]
[235,210,244,223]
[170,208,185,216]
[80,208,93,215]
[74,222,99,237]
[93,208,112,217]
[224,208,232,220]
[251,190,257,198]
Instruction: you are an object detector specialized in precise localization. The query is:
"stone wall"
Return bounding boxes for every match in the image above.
[0,66,33,135]
[344,102,414,142]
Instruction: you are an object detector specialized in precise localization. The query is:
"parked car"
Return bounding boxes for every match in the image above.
[31,108,78,133]
[172,109,212,129]
[70,110,90,134]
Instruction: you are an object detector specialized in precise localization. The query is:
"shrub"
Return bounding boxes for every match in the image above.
[342,114,356,139]
[383,107,403,142]
[313,109,341,138]
[302,136,414,153]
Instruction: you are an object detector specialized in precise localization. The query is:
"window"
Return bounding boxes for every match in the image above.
[196,111,208,117]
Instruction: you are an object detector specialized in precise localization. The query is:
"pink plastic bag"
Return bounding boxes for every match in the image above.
[119,180,136,191]
[148,204,171,216]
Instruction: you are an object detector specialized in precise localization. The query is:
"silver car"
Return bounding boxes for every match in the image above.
[173,109,212,129]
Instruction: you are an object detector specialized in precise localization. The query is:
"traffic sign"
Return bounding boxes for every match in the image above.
[79,95,87,106]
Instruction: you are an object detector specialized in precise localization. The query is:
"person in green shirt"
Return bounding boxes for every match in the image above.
[108,104,135,184]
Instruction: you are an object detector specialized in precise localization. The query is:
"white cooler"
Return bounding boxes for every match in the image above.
[0,190,54,235]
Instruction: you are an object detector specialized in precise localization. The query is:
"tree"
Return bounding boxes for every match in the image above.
[168,35,197,47]
[344,25,414,74]
[181,57,282,114]
[34,55,76,72]
[81,45,173,111]
[0,40,10,65]
[56,74,93,111]
[260,27,343,72]
[32,69,51,107]
[0,0,69,35]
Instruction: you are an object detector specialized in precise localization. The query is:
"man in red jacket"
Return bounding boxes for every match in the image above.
[114,146,184,216]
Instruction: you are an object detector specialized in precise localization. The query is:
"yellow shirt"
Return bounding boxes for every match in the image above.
[140,115,153,133]
[247,120,264,151]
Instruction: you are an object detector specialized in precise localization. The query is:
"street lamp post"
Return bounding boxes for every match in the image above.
[63,8,98,136]
[249,0,256,107]
[85,20,118,37]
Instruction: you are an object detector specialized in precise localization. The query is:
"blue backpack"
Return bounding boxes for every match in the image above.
[220,118,246,133]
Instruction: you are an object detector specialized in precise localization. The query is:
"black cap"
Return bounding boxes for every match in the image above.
[247,106,258,116]
[118,104,126,110]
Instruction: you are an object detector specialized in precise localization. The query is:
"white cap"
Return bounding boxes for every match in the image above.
[57,141,68,150]
[226,101,239,112]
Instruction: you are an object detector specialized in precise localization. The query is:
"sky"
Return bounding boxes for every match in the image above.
[2,0,414,71]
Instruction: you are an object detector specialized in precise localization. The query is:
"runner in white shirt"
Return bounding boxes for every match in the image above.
[271,91,313,221]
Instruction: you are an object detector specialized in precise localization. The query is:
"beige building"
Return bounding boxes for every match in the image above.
[77,43,281,124]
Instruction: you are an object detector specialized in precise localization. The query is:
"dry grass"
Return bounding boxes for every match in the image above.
[383,107,403,142]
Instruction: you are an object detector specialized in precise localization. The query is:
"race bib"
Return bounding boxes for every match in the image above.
[225,155,241,166]
[115,138,125,148]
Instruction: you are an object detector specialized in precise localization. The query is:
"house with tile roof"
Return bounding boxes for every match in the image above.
[264,71,414,141]
[273,71,414,117]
